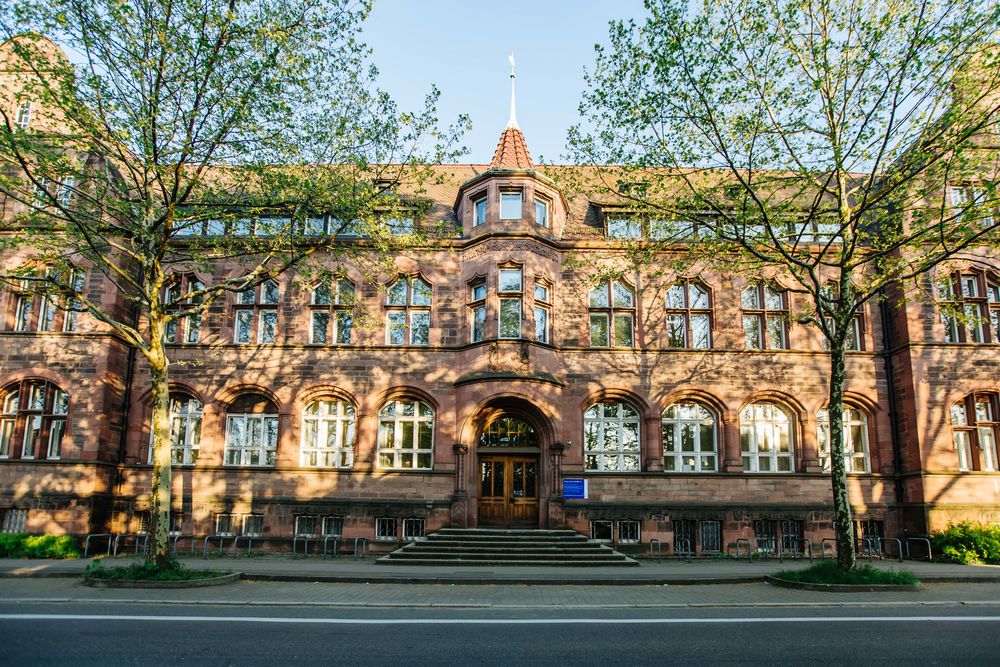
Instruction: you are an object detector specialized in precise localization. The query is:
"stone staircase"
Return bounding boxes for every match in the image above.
[376,527,639,566]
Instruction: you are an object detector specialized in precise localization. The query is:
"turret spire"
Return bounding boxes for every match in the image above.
[506,53,519,130]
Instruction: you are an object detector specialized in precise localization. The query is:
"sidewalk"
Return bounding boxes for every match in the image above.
[1,555,998,586]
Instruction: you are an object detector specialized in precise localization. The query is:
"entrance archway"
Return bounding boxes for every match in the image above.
[478,416,540,526]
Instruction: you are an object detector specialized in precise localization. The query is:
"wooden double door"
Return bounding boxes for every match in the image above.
[478,455,539,527]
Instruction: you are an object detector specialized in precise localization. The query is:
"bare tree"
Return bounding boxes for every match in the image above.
[570,0,999,569]
[0,0,465,567]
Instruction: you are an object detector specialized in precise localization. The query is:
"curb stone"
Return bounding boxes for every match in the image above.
[765,575,921,593]
[83,572,241,589]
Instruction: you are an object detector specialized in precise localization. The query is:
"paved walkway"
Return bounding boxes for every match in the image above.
[1,555,998,585]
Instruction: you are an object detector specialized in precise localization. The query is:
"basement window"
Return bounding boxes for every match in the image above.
[590,520,613,542]
[618,520,641,544]
[402,518,426,541]
[375,517,398,541]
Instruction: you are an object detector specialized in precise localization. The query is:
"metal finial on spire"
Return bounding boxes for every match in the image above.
[506,53,519,130]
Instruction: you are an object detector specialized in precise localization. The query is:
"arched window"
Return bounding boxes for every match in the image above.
[665,281,712,349]
[301,399,355,468]
[588,281,635,348]
[662,403,717,472]
[386,277,431,346]
[377,399,433,469]
[816,408,870,473]
[740,402,793,473]
[0,381,69,460]
[224,394,278,466]
[584,401,640,471]
[951,393,999,471]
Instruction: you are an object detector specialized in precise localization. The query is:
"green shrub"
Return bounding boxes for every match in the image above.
[931,523,1000,564]
[0,533,81,559]
[85,559,226,581]
[774,560,918,585]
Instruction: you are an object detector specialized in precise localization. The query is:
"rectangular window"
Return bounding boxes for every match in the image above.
[375,517,398,541]
[2,508,27,533]
[0,418,14,458]
[499,298,521,338]
[618,520,640,544]
[224,415,278,466]
[534,306,549,343]
[591,520,613,542]
[311,312,329,344]
[335,311,352,345]
[753,519,776,553]
[322,516,344,537]
[235,309,253,343]
[500,192,522,219]
[589,313,609,347]
[608,218,642,239]
[534,198,548,226]
[258,310,277,343]
[387,312,406,345]
[410,311,430,345]
[22,415,41,458]
[57,176,75,206]
[14,294,33,332]
[700,520,722,553]
[214,514,235,536]
[613,313,634,347]
[295,515,318,536]
[242,514,264,537]
[474,197,487,226]
[402,518,425,541]
[472,305,486,342]
[499,269,522,292]
[16,101,31,130]
[534,284,548,302]
[46,419,65,459]
[472,283,487,301]
[37,298,56,332]
[780,520,804,553]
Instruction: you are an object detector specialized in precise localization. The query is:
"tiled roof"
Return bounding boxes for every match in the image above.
[489,127,533,169]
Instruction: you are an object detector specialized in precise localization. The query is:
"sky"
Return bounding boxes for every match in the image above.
[362,0,648,164]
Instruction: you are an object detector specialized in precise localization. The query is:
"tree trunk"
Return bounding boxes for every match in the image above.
[828,340,856,571]
[147,333,172,569]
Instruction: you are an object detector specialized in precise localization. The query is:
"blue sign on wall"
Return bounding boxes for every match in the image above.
[563,479,588,499]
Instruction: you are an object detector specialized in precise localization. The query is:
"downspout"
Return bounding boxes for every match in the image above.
[878,285,906,537]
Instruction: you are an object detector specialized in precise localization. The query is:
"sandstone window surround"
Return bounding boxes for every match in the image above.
[937,270,1000,344]
[15,100,31,130]
[376,399,434,470]
[665,280,712,349]
[7,269,85,334]
[146,395,202,466]
[0,380,69,461]
[739,402,794,473]
[163,275,204,344]
[309,278,354,345]
[233,279,280,344]
[499,189,523,220]
[498,267,523,339]
[385,276,431,346]
[469,279,487,343]
[533,280,551,344]
[816,407,870,473]
[588,280,636,348]
[661,402,718,472]
[583,401,641,472]
[300,399,355,468]
[742,284,789,350]
[224,394,279,467]
[951,393,999,472]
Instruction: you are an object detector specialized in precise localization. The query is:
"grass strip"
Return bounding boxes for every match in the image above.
[774,560,918,586]
[85,559,227,582]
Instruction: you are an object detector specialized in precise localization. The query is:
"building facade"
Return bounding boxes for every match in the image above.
[1,36,998,554]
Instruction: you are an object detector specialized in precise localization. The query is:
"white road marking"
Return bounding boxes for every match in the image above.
[0,614,999,625]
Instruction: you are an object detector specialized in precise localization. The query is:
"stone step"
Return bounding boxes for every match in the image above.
[376,557,640,567]
[435,528,580,536]
[419,539,596,548]
[385,550,628,561]
[400,543,607,552]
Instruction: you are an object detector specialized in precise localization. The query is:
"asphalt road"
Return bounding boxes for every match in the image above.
[2,603,999,665]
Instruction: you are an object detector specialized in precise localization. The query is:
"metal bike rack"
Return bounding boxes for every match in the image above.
[880,537,904,562]
[648,538,663,563]
[171,534,197,557]
[112,533,148,557]
[202,535,231,559]
[860,536,878,562]
[905,536,933,561]
[674,537,693,562]
[323,536,339,560]
[83,533,113,558]
[733,538,752,563]
[353,537,368,560]
[820,538,837,559]
[232,536,255,558]
[757,537,778,561]
[785,537,813,563]
[292,535,313,556]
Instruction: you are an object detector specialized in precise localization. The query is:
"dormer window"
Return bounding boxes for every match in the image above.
[534,198,549,227]
[500,191,522,219]
[474,196,487,227]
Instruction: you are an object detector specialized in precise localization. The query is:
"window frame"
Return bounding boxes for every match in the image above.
[742,284,789,350]
[15,101,31,131]
[0,381,69,461]
[583,401,641,472]
[473,195,488,227]
[385,276,432,346]
[163,275,204,345]
[499,190,523,220]
[533,280,551,344]
[664,280,713,349]
[233,279,280,345]
[588,280,636,348]
[376,399,434,470]
[498,268,523,339]
[951,393,999,472]
[937,271,1000,344]
[816,407,871,473]
[309,278,354,346]
[739,402,795,473]
[661,402,718,472]
[300,398,356,468]
[469,280,487,343]
[224,396,279,467]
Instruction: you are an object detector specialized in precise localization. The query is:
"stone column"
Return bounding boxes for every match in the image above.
[722,412,743,472]
[644,415,664,472]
